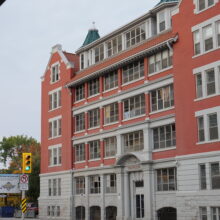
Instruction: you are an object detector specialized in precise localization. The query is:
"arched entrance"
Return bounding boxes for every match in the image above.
[157,207,177,220]
[106,206,117,220]
[90,206,101,220]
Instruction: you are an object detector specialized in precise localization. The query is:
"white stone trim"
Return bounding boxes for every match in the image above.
[195,106,220,117]
[150,117,175,128]
[48,115,62,122]
[48,86,62,95]
[193,60,220,74]
[193,0,219,14]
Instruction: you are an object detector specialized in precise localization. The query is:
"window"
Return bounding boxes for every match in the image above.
[89,140,100,160]
[76,206,85,220]
[194,30,201,55]
[88,78,99,97]
[211,207,220,220]
[58,178,61,196]
[122,60,144,84]
[157,168,177,191]
[123,130,144,153]
[75,144,85,162]
[49,117,61,138]
[80,54,84,70]
[153,124,176,150]
[104,103,118,124]
[195,64,220,99]
[51,206,55,216]
[200,164,207,190]
[123,94,145,120]
[193,19,220,55]
[197,0,214,11]
[199,207,207,220]
[198,116,205,142]
[75,177,85,194]
[151,84,174,112]
[51,64,59,83]
[49,89,61,111]
[75,84,85,101]
[208,113,219,140]
[158,11,166,32]
[104,137,117,158]
[75,113,85,132]
[211,163,220,189]
[106,174,117,193]
[148,49,173,74]
[94,44,104,63]
[48,145,62,166]
[203,25,213,51]
[47,206,50,216]
[47,206,61,217]
[53,179,57,196]
[104,71,118,91]
[48,179,52,196]
[88,108,100,128]
[107,35,122,57]
[90,175,101,194]
[125,24,146,48]
[57,206,60,217]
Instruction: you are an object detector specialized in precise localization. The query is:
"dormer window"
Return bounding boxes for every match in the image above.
[95,44,104,63]
[157,9,171,34]
[198,0,214,12]
[107,35,122,57]
[80,54,84,70]
[51,64,59,83]
[159,11,166,32]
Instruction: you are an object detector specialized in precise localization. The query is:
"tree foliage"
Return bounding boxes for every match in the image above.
[0,135,40,202]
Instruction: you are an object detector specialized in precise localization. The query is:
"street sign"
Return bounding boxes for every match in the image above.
[19,174,29,191]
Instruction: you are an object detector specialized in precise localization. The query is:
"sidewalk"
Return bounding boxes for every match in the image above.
[0,218,38,220]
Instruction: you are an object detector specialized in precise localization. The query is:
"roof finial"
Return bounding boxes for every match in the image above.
[92,21,96,30]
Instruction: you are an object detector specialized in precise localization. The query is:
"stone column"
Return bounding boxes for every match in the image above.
[124,172,130,220]
[85,175,89,220]
[101,174,105,220]
[116,169,124,220]
[143,124,152,161]
[116,134,122,158]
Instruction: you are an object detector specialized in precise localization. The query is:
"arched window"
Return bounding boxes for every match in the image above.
[90,206,101,220]
[157,207,177,220]
[76,206,85,220]
[106,206,117,220]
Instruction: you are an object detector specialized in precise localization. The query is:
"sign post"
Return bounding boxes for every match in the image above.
[20,174,29,220]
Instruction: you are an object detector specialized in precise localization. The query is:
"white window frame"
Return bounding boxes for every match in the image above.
[192,15,220,56]
[104,137,117,158]
[49,88,62,111]
[106,35,122,57]
[94,44,104,63]
[75,113,85,132]
[106,174,117,193]
[103,71,118,91]
[75,84,85,102]
[156,8,171,33]
[195,106,220,144]
[199,207,208,220]
[104,103,119,125]
[88,78,100,97]
[48,144,62,167]
[211,162,220,189]
[89,140,100,160]
[50,62,60,84]
[75,177,85,195]
[75,143,85,162]
[90,175,101,194]
[211,207,220,220]
[48,178,61,197]
[49,116,62,139]
[194,0,218,14]
[88,108,100,128]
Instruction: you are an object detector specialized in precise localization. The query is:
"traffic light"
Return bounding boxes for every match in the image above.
[22,153,32,173]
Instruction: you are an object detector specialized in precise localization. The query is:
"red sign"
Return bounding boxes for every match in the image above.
[20,174,29,184]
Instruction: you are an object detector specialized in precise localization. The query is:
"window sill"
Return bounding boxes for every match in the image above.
[192,47,220,59]
[156,191,177,195]
[150,106,174,115]
[122,76,145,87]
[48,106,62,112]
[75,160,86,164]
[48,164,62,168]
[194,4,216,14]
[50,80,60,85]
[148,66,173,77]
[74,98,86,104]
[88,126,100,131]
[103,121,119,127]
[153,146,176,153]
[48,135,61,140]
[88,158,101,162]
[122,114,146,122]
[196,139,220,145]
[74,130,85,134]
[194,93,220,101]
[104,156,116,159]
[103,86,118,93]
[88,93,100,99]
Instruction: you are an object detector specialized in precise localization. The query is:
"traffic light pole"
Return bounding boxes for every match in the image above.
[21,189,25,220]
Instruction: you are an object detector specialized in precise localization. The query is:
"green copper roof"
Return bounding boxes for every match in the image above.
[82,29,100,47]
[156,0,179,6]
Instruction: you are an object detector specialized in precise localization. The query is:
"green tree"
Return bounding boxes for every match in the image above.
[0,135,40,202]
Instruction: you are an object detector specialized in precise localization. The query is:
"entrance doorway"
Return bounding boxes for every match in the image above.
[157,207,177,220]
[135,181,144,219]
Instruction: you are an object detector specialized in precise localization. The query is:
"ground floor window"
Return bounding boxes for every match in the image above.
[157,207,177,220]
[90,206,101,220]
[106,206,117,220]
[76,206,85,220]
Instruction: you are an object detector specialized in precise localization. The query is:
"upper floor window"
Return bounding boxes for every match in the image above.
[151,84,174,112]
[107,35,122,57]
[104,71,118,91]
[49,144,62,166]
[51,64,60,83]
[104,137,117,158]
[88,78,99,97]
[199,207,207,220]
[193,18,220,56]
[125,24,146,48]
[75,177,85,194]
[89,140,100,160]
[158,11,166,32]
[88,108,100,128]
[123,94,145,120]
[49,89,61,111]
[153,124,176,150]
[80,54,84,70]
[197,0,214,11]
[199,164,207,190]
[195,64,220,99]
[157,167,177,191]
[75,143,85,162]
[211,163,220,189]
[106,174,117,193]
[94,44,104,63]
[90,175,100,194]
[49,117,61,138]
[122,60,144,84]
[104,103,118,124]
[75,84,85,102]
[148,49,173,74]
[123,130,144,153]
[75,113,85,132]
[48,178,61,196]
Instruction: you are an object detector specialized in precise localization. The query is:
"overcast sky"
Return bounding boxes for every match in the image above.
[0,0,158,145]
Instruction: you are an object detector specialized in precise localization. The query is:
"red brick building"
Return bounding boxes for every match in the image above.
[40,0,220,219]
